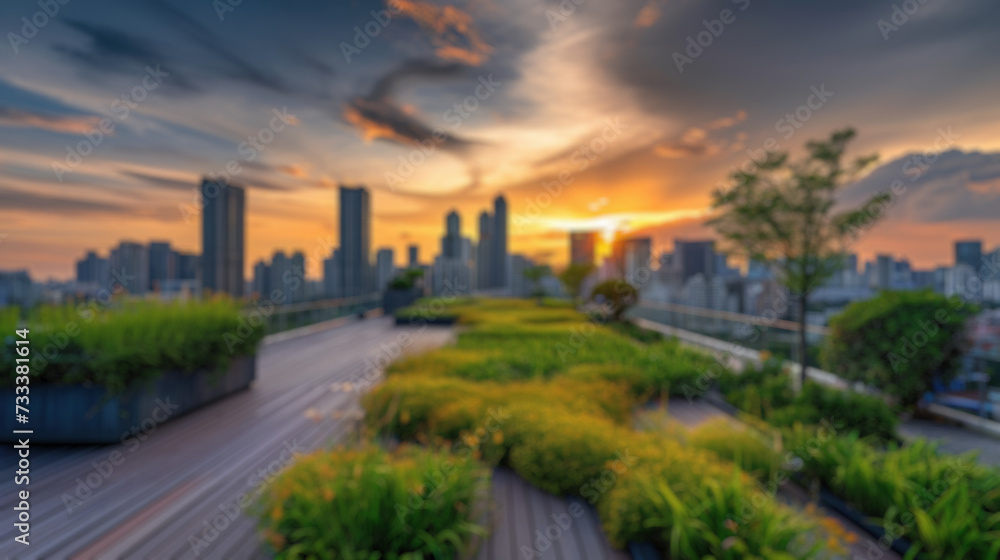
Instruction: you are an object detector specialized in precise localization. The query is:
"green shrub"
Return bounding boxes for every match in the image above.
[0,299,262,392]
[256,445,487,559]
[820,290,976,406]
[687,418,782,479]
[590,279,638,320]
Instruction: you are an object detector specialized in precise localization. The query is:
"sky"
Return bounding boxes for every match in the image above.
[1,0,999,280]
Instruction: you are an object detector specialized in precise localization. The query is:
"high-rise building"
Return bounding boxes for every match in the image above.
[491,195,508,289]
[407,245,419,268]
[201,178,245,297]
[442,210,462,259]
[0,270,32,308]
[675,240,716,283]
[339,186,371,297]
[109,241,150,295]
[376,248,395,292]
[173,251,200,281]
[623,237,652,287]
[75,250,109,286]
[570,231,597,266]
[955,240,982,270]
[323,248,341,298]
[477,211,493,290]
[875,254,893,290]
[148,241,174,292]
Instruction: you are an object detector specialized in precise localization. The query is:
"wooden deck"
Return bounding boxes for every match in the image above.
[0,317,453,559]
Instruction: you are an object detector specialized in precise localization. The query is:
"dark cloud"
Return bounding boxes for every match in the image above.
[0,185,129,215]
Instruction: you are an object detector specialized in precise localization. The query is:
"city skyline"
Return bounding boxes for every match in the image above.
[2,0,1000,279]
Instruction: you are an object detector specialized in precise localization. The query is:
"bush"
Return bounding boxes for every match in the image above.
[256,445,487,559]
[719,359,898,441]
[820,290,976,406]
[590,279,638,320]
[0,299,262,392]
[687,418,782,479]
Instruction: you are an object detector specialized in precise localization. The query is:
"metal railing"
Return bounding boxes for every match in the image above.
[629,299,829,366]
[246,293,381,334]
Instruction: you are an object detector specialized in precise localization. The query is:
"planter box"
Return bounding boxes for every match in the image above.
[383,288,421,315]
[1,356,256,444]
[394,314,457,326]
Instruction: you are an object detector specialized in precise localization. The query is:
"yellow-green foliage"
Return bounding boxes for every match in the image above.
[256,445,487,560]
[686,418,782,479]
[363,300,854,558]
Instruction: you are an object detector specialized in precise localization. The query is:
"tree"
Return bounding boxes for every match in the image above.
[820,290,976,407]
[707,128,889,387]
[590,279,638,321]
[523,265,551,304]
[558,262,595,303]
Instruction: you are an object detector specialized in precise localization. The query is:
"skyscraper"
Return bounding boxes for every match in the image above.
[75,250,109,286]
[376,248,395,292]
[623,237,652,286]
[569,231,597,265]
[408,244,419,268]
[955,240,982,270]
[201,178,245,297]
[491,195,507,289]
[675,240,716,283]
[477,211,493,290]
[339,186,371,297]
[442,210,461,259]
[323,248,341,298]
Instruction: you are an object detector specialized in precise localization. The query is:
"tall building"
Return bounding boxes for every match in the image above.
[675,240,716,283]
[339,186,371,297]
[408,244,419,268]
[75,251,109,286]
[109,241,149,295]
[875,254,893,290]
[376,248,395,292]
[491,195,508,289]
[955,240,982,270]
[0,270,32,308]
[623,237,652,287]
[201,178,245,297]
[477,211,493,290]
[441,210,462,259]
[570,231,597,265]
[173,252,200,281]
[148,241,174,292]
[252,259,268,297]
[323,248,341,298]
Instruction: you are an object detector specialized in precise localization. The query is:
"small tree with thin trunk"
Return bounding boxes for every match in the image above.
[558,262,596,303]
[707,128,889,387]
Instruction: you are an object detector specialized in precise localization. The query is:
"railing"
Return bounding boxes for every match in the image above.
[246,293,381,334]
[629,299,829,366]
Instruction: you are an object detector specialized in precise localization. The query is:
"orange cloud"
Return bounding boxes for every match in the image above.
[277,164,309,178]
[0,108,106,135]
[655,127,721,158]
[343,104,408,144]
[634,1,662,28]
[392,0,493,65]
[707,109,747,130]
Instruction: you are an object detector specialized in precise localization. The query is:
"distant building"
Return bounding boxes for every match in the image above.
[173,252,200,282]
[477,211,493,290]
[75,250,109,287]
[148,241,174,292]
[442,210,462,259]
[570,231,597,266]
[323,248,341,298]
[339,186,371,297]
[955,240,982,270]
[109,241,149,295]
[623,237,652,287]
[491,195,508,289]
[407,245,419,268]
[875,254,893,290]
[508,254,533,298]
[0,270,33,308]
[675,240,716,283]
[376,248,395,292]
[254,250,306,303]
[201,178,245,297]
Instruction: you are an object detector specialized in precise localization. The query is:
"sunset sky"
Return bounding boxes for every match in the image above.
[2,0,1000,280]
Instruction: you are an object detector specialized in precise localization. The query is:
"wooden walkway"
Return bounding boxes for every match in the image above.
[0,317,453,559]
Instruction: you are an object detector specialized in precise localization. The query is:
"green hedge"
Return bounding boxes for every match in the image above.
[820,290,976,406]
[0,299,263,393]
